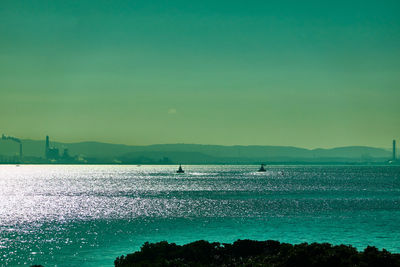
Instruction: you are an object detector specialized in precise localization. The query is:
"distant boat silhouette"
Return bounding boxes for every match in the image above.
[258,164,266,172]
[176,165,184,173]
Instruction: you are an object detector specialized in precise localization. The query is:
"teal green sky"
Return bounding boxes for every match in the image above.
[1,0,399,148]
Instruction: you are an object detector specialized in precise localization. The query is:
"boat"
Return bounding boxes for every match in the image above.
[258,164,266,172]
[176,164,185,173]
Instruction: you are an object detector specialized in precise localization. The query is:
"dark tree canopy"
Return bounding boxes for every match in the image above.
[115,239,400,267]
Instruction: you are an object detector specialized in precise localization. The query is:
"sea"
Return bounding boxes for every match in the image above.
[0,165,399,266]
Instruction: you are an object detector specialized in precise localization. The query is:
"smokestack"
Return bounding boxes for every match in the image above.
[393,140,397,161]
[46,135,50,159]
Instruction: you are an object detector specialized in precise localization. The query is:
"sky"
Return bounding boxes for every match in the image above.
[0,0,399,148]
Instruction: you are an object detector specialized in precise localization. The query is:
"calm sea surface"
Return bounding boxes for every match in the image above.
[0,165,399,266]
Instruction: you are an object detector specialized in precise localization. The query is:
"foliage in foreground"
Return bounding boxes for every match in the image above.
[115,239,400,267]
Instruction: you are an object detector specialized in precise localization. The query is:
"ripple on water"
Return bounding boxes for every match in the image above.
[0,165,400,266]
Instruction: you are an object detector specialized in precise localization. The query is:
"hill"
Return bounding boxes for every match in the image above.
[0,138,392,164]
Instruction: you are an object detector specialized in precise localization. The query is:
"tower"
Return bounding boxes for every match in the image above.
[19,143,23,160]
[45,135,50,159]
[393,140,397,161]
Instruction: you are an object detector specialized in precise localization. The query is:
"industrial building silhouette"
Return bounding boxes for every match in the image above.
[45,135,71,161]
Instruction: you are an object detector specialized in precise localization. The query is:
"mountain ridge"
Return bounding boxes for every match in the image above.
[0,138,393,163]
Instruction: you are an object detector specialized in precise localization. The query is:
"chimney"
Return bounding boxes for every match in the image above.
[46,135,50,159]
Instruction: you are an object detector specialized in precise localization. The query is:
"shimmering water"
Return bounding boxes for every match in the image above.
[0,165,399,266]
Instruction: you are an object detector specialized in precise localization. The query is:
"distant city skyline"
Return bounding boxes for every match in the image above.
[1,0,399,148]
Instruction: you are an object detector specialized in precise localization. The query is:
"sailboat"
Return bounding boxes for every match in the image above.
[176,164,185,173]
[258,164,266,172]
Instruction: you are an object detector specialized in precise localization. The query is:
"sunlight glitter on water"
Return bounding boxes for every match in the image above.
[1,165,400,266]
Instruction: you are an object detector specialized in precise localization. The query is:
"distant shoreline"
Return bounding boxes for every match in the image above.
[1,139,396,165]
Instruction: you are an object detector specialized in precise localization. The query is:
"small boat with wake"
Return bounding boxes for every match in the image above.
[176,164,185,173]
[258,164,266,172]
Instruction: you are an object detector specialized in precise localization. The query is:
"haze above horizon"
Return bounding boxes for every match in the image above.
[1,0,399,149]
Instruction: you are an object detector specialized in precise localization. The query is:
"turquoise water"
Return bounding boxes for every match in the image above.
[0,165,399,266]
